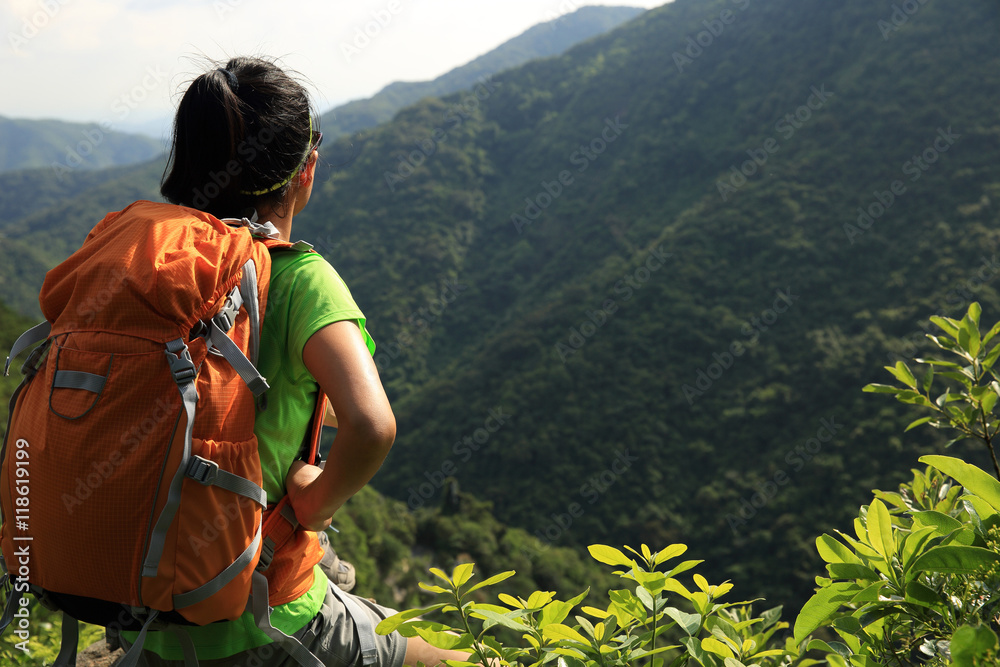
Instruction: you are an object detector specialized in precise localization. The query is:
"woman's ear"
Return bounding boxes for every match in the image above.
[299,151,318,186]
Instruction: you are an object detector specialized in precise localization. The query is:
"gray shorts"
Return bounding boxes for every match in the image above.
[117,582,408,667]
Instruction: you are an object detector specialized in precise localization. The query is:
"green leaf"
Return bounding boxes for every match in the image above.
[451,563,475,588]
[982,390,999,414]
[981,319,1000,346]
[680,636,713,667]
[862,383,899,394]
[850,582,885,604]
[886,361,917,389]
[633,570,668,594]
[793,582,858,643]
[702,636,735,659]
[969,302,983,327]
[429,568,451,585]
[588,545,635,568]
[930,316,961,340]
[542,623,590,644]
[866,500,895,560]
[911,510,963,534]
[807,639,850,656]
[663,578,692,600]
[538,601,574,629]
[525,591,556,609]
[412,625,474,651]
[550,647,588,660]
[419,582,449,594]
[964,495,998,521]
[826,563,880,582]
[903,581,940,608]
[581,606,608,618]
[920,455,1000,513]
[471,608,533,633]
[376,604,448,634]
[663,607,701,636]
[816,534,863,565]
[497,593,522,609]
[983,341,1000,370]
[666,559,703,578]
[896,390,932,407]
[951,625,998,667]
[901,526,940,573]
[921,367,934,393]
[910,545,1000,573]
[653,543,688,566]
[905,416,933,432]
[608,589,646,623]
[463,570,515,596]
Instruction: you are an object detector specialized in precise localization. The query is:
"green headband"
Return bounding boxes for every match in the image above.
[240,115,314,196]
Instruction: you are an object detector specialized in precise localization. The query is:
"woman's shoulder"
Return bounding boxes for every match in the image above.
[270,249,347,288]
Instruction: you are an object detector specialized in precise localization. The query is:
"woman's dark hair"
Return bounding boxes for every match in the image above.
[161,56,319,218]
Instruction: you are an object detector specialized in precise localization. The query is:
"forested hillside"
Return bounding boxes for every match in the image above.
[1,0,998,616]
[320,5,644,139]
[0,116,162,174]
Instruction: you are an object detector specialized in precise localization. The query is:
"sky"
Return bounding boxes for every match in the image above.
[1,0,667,138]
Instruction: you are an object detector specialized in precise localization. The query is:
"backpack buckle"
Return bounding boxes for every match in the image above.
[212,288,244,334]
[186,455,220,485]
[165,340,197,384]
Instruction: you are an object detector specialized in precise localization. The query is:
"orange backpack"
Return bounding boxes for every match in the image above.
[0,200,341,667]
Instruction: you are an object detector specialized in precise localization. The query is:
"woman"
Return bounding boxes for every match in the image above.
[120,56,468,667]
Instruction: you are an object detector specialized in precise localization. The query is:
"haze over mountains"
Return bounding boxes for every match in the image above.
[2,0,999,617]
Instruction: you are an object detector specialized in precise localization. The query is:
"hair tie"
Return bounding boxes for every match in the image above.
[218,68,239,92]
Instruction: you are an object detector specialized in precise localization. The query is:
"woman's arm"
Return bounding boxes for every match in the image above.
[285,319,396,531]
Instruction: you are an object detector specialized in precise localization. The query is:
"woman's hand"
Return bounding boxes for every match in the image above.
[285,460,332,531]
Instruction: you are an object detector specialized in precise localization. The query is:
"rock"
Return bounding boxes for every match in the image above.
[77,639,123,667]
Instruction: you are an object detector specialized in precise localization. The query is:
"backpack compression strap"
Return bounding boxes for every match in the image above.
[4,321,51,376]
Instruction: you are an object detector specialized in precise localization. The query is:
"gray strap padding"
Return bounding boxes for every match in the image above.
[167,627,200,667]
[239,259,262,367]
[259,537,277,570]
[250,570,325,667]
[207,320,269,397]
[52,614,79,667]
[0,580,24,632]
[327,579,379,666]
[185,456,267,507]
[142,340,198,578]
[280,501,298,525]
[5,321,51,376]
[115,610,161,667]
[173,527,262,610]
[53,370,107,394]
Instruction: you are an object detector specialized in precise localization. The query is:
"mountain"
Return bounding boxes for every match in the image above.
[0,116,163,174]
[1,0,998,616]
[319,5,645,140]
[296,0,1000,612]
[0,158,164,316]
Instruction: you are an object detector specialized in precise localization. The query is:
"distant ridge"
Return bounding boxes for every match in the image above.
[319,5,645,139]
[0,116,163,174]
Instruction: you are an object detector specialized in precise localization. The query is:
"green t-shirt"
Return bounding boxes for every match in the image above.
[129,250,375,660]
